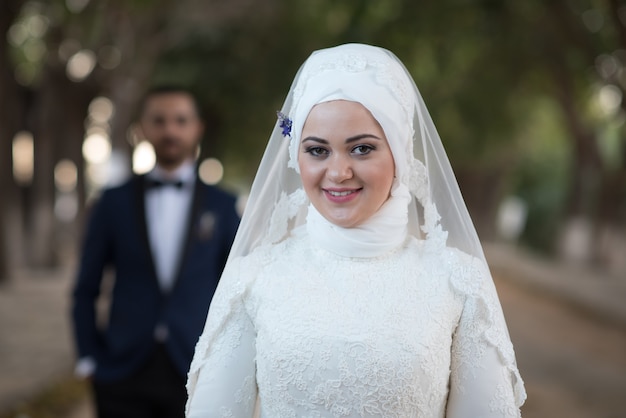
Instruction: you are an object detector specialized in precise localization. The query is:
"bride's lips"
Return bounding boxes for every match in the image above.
[323,187,362,203]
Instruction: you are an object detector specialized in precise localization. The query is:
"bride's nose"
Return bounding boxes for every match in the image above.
[326,154,353,182]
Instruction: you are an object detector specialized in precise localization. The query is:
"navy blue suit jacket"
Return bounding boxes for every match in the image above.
[71,175,239,382]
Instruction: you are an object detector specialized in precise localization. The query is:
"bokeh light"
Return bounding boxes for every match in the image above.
[597,84,623,116]
[595,54,619,79]
[66,0,91,13]
[82,132,111,164]
[54,193,79,222]
[86,163,108,188]
[497,196,528,241]
[88,97,115,124]
[65,0,89,13]
[22,38,46,62]
[25,13,49,37]
[54,159,78,192]
[8,23,28,46]
[12,131,34,185]
[582,9,604,33]
[54,154,80,224]
[132,141,156,174]
[66,49,96,82]
[199,158,224,185]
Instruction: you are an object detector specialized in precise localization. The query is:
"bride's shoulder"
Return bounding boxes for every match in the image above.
[237,226,309,267]
[404,236,482,266]
[403,237,488,292]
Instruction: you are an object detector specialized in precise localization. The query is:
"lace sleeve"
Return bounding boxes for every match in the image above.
[446,251,526,418]
[186,257,258,418]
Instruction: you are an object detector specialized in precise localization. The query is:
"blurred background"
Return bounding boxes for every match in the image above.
[0,0,625,417]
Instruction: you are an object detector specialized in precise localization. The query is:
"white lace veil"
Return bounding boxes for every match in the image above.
[187,43,526,408]
[230,43,483,261]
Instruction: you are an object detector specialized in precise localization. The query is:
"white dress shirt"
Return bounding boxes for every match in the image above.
[145,161,196,293]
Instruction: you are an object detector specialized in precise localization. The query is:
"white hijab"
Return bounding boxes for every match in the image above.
[288,49,419,258]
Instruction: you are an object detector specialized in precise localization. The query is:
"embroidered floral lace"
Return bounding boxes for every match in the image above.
[186,231,525,417]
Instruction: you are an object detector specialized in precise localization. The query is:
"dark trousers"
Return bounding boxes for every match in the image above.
[92,345,187,418]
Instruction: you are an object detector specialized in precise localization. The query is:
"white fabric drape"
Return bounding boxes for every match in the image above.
[305,181,411,258]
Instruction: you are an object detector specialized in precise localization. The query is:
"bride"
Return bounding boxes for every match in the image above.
[185,43,526,417]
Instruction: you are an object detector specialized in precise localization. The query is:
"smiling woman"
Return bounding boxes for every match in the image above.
[186,43,526,418]
[299,100,395,228]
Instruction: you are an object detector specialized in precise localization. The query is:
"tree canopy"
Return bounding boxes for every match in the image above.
[1,0,625,277]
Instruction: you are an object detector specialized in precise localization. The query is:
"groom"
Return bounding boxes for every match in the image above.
[71,86,240,418]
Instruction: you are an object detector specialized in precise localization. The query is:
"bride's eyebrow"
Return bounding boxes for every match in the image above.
[302,134,381,145]
[345,134,381,143]
[302,136,328,144]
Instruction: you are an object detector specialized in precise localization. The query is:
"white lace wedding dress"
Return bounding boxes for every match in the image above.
[186,228,525,418]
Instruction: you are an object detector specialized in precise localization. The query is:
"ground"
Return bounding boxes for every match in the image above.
[498,276,626,418]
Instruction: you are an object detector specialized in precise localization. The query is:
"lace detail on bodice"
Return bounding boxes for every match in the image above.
[187,233,525,417]
[248,237,458,417]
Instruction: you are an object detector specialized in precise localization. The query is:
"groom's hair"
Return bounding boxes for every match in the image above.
[138,85,202,120]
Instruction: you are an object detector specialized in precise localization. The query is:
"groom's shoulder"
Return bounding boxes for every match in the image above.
[92,176,141,208]
[198,182,238,208]
[103,175,140,197]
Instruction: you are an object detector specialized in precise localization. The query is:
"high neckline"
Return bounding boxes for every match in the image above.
[305,181,411,259]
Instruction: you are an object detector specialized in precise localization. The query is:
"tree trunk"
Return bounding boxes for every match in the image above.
[455,165,509,241]
[0,0,26,281]
[54,73,95,264]
[26,63,97,268]
[547,51,603,262]
[27,79,58,268]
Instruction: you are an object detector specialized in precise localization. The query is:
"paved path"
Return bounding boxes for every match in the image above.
[487,244,626,417]
[0,266,96,418]
[0,268,75,413]
[485,243,626,328]
[496,276,626,417]
[67,398,95,418]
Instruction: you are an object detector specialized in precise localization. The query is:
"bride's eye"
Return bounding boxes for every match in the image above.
[352,144,375,155]
[304,146,328,157]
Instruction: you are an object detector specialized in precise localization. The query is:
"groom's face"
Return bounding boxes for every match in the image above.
[139,93,203,167]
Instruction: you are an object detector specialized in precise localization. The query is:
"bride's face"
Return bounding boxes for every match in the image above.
[299,100,395,228]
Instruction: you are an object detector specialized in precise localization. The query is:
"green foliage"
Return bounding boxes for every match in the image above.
[146,0,594,245]
[509,97,571,251]
[153,0,537,177]
[7,0,623,253]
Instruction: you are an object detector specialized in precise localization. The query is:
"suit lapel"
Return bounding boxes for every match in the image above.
[169,176,205,294]
[134,175,160,288]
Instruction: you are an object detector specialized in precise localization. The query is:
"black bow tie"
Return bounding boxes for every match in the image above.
[146,179,185,189]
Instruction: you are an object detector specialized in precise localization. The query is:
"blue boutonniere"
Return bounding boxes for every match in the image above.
[276,111,292,138]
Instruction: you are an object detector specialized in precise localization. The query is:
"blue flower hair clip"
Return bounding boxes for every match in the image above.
[276,111,292,138]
